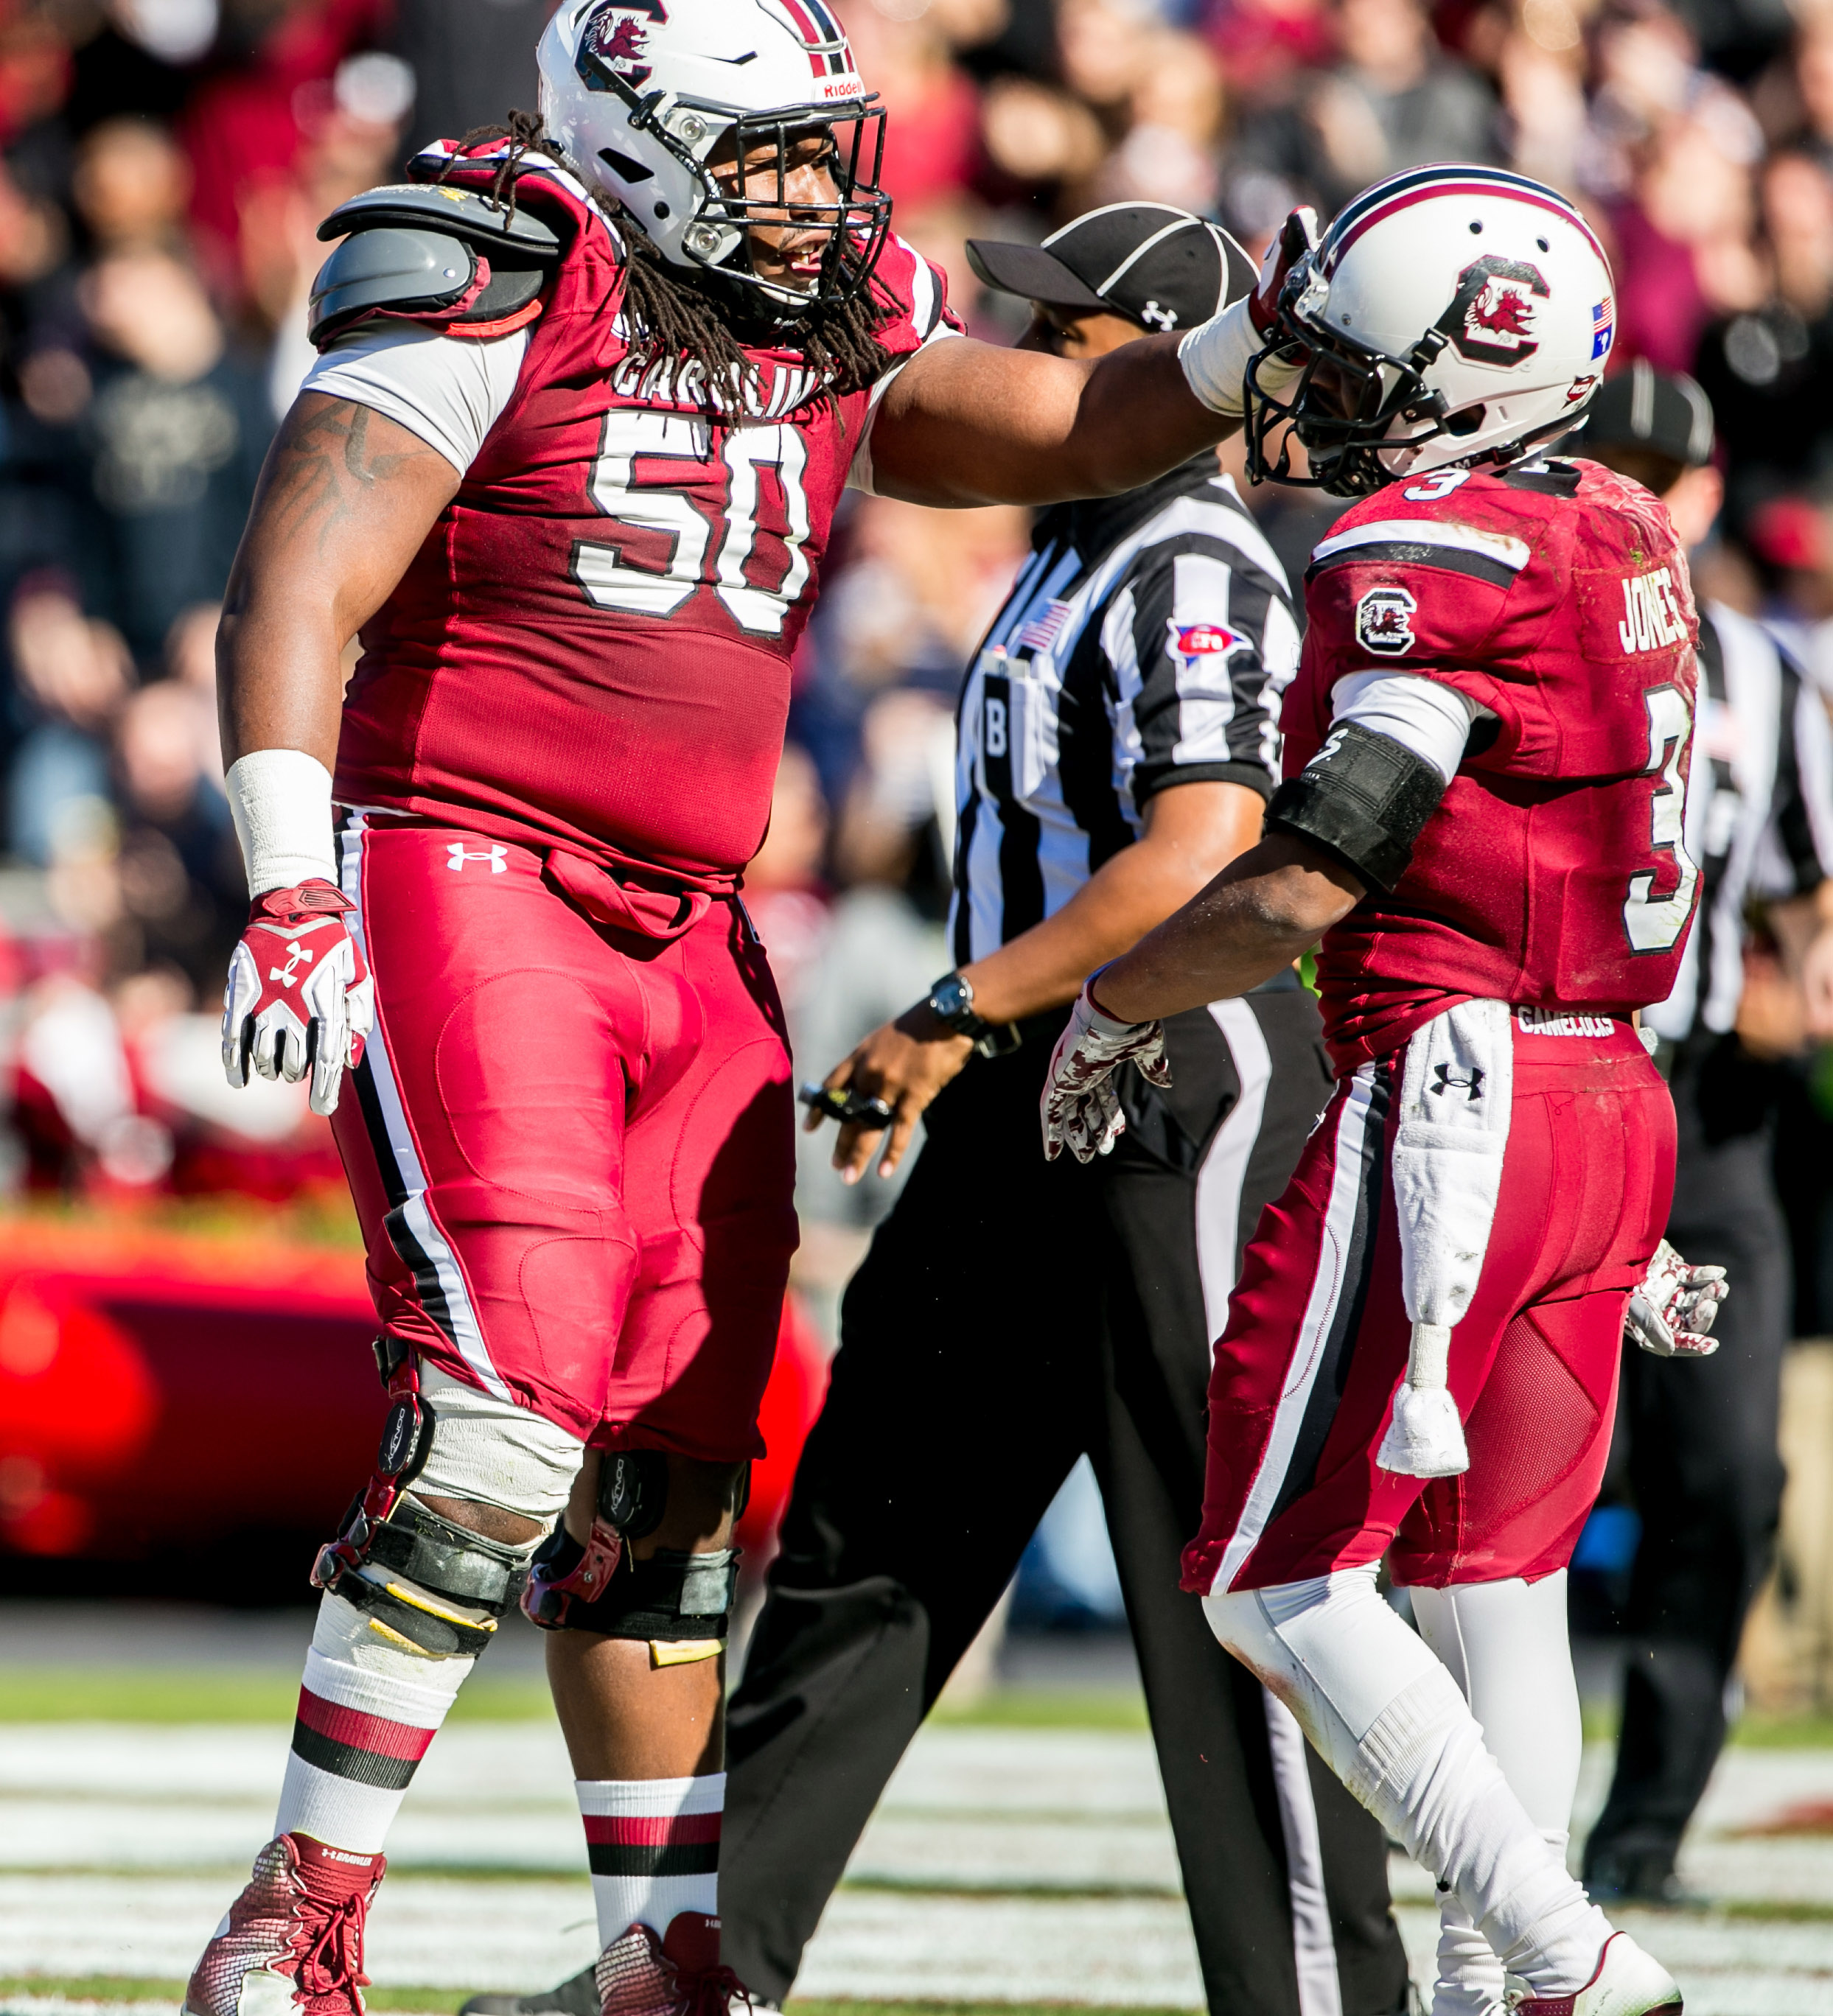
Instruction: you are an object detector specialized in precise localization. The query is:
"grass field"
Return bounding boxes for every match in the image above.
[0,1671,1153,1729]
[11,1667,1833,1746]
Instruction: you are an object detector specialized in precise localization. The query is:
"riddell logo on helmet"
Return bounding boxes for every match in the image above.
[1445,256,1549,368]
[585,0,666,87]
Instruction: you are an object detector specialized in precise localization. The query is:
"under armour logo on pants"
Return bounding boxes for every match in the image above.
[447,844,508,873]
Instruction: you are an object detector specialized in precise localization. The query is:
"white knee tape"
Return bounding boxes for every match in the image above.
[414,1367,584,1522]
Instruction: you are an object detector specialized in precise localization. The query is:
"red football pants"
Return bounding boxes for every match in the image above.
[1182,1018,1675,1595]
[329,815,797,1458]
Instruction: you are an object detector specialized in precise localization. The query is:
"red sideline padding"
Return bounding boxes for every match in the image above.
[0,1218,828,1564]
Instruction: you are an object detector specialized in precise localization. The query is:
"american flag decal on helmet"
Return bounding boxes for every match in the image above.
[772,0,856,75]
[1591,295,1615,360]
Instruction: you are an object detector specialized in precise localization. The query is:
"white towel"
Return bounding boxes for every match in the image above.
[1377,997,1514,1478]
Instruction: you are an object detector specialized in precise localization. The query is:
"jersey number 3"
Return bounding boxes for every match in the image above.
[1623,683,1700,953]
[572,409,811,637]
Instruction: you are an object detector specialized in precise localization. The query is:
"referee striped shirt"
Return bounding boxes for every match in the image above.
[949,456,1299,965]
[1645,601,1833,1046]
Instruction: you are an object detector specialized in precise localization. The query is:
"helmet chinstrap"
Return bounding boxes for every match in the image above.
[573,40,893,322]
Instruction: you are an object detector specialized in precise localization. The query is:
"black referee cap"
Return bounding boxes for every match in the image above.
[1582,359,1716,469]
[966,203,1255,336]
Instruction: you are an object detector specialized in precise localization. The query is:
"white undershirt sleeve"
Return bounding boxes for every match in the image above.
[1330,670,1494,786]
[846,275,962,498]
[301,323,531,475]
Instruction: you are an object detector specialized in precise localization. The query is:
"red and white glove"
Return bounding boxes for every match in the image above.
[223,881,374,1118]
[1041,980,1170,1164]
[1624,1238,1728,1358]
[1249,204,1322,340]
[1180,206,1321,417]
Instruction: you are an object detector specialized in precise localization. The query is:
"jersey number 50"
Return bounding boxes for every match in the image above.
[1623,683,1699,953]
[570,409,811,637]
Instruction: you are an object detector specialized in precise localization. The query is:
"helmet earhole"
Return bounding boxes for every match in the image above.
[654,201,670,218]
[1537,237,1549,251]
[1469,220,1482,234]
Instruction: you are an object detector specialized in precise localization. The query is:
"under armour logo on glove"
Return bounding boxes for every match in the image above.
[270,939,314,988]
[223,881,374,1118]
[1041,979,1171,1163]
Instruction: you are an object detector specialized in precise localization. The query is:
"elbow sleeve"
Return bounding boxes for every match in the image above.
[1266,721,1448,893]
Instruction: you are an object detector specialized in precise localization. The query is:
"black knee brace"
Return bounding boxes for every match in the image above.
[311,1341,533,1657]
[525,1536,739,1641]
[520,1449,742,1639]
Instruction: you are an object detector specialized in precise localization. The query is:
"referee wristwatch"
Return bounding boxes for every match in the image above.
[926,971,1022,1057]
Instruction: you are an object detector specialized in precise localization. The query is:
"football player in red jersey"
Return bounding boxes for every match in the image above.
[1044,166,1729,2016]
[186,5,1316,2015]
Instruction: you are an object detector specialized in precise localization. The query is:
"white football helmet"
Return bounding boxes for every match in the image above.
[536,0,891,317]
[1245,165,1616,497]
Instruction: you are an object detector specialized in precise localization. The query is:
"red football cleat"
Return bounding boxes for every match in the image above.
[185,1834,385,2016]
[594,1913,752,2016]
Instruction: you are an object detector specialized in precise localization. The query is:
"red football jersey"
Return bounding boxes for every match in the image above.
[333,147,957,894]
[1282,457,1700,1071]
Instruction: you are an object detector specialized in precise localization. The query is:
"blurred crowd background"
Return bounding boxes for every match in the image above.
[4,0,1833,1614]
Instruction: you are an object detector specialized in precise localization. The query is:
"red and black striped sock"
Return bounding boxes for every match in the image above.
[273,1597,471,1853]
[578,1774,725,1945]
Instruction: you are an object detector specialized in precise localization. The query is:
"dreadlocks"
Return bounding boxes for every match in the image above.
[438,110,895,421]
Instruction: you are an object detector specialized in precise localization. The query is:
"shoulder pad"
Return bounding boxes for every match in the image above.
[1501,459,1582,498]
[309,189,561,346]
[317,181,562,259]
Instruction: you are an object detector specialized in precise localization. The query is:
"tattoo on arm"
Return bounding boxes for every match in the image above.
[260,399,445,559]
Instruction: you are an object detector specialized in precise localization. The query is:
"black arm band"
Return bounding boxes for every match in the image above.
[1265,721,1449,893]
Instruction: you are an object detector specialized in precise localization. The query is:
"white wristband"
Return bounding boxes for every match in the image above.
[1178,297,1303,419]
[226,749,338,897]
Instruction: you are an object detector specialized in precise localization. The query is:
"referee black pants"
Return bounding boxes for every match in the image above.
[720,985,1411,2016]
[1584,1037,1789,1894]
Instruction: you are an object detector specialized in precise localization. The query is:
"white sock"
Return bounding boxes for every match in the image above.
[579,1773,725,1945]
[273,1592,474,1853]
[1204,1567,1611,1998]
[1412,1576,1582,2015]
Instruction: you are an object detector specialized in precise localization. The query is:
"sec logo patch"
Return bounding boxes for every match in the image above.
[1168,620,1246,660]
[1355,587,1417,657]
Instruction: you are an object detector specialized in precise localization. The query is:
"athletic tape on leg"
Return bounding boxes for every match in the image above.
[415,1365,584,1520]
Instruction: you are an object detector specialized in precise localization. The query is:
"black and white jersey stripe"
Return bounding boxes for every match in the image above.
[1307,517,1532,592]
[1645,602,1833,1046]
[949,461,1300,964]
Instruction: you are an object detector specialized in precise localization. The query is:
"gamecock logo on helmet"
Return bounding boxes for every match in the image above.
[584,0,666,87]
[1443,256,1549,368]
